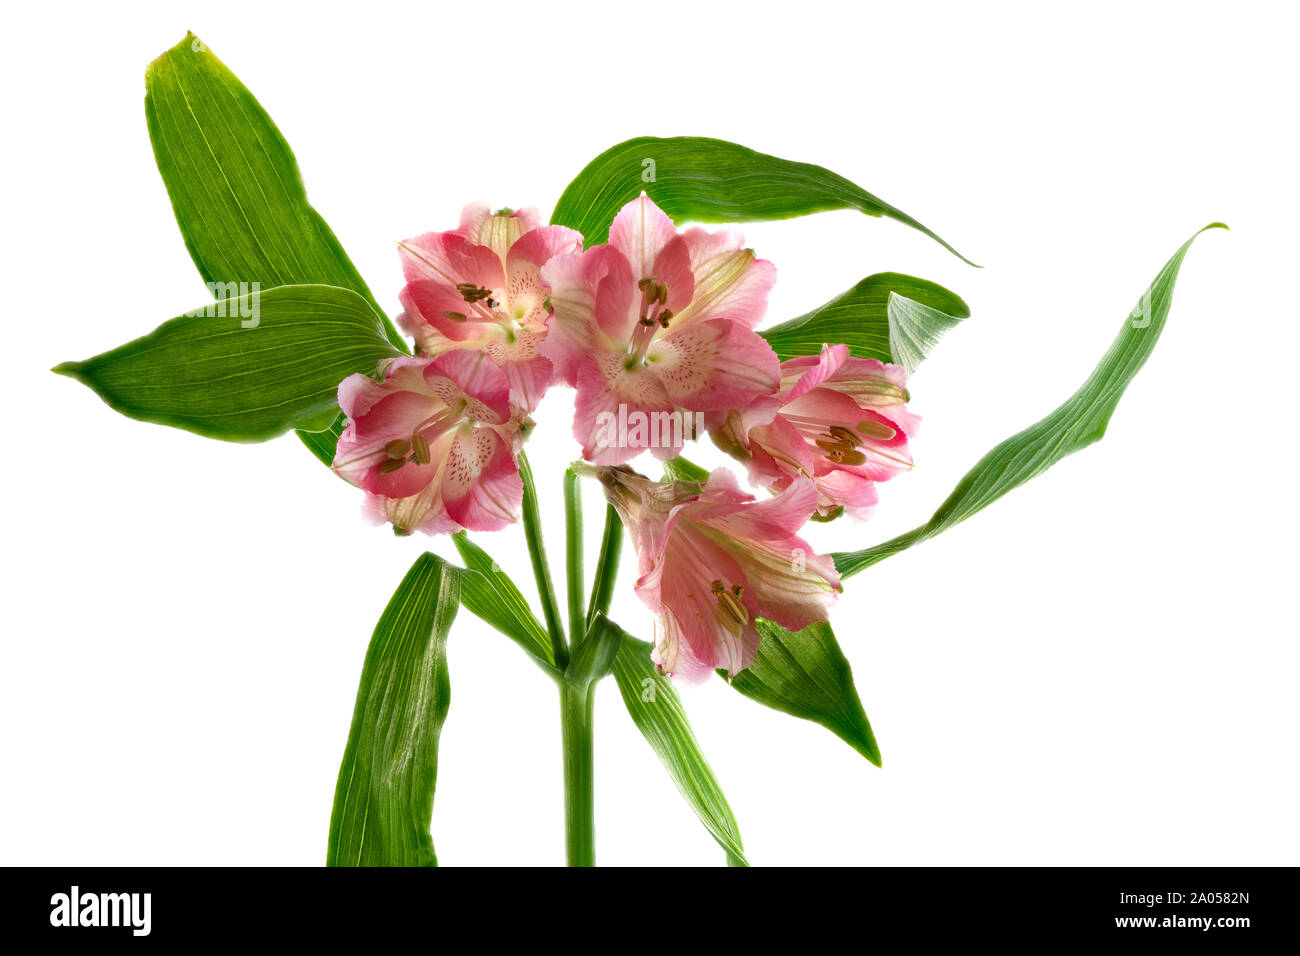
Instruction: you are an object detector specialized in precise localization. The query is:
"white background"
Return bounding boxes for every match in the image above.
[3,1,1297,866]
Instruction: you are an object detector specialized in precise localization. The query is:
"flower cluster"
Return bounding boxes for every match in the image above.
[333,196,918,679]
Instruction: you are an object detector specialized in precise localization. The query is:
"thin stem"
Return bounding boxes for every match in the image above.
[518,451,568,670]
[586,504,624,629]
[561,679,595,866]
[563,468,585,648]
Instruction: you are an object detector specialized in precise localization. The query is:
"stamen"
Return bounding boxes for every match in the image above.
[456,283,493,304]
[443,311,468,322]
[411,433,431,465]
[856,420,898,441]
[378,458,406,475]
[828,425,860,447]
[385,439,411,460]
[658,309,674,329]
[714,588,749,632]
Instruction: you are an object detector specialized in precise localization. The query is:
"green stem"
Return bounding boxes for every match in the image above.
[563,468,585,648]
[586,505,624,629]
[561,679,595,866]
[518,452,567,670]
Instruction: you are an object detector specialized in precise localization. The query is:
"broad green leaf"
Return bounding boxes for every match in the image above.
[724,621,880,766]
[611,628,748,866]
[834,224,1226,578]
[328,553,461,867]
[145,33,408,460]
[451,533,557,672]
[760,272,970,373]
[54,284,401,442]
[551,136,975,265]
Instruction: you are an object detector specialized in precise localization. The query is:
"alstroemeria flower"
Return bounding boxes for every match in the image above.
[333,351,524,535]
[595,465,841,681]
[542,194,781,464]
[710,344,919,520]
[397,205,583,411]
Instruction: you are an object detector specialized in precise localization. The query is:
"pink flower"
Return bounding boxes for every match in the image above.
[541,194,781,465]
[595,465,841,681]
[397,205,583,411]
[333,351,524,536]
[711,344,919,520]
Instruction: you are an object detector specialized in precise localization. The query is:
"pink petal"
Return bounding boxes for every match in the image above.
[608,193,680,280]
[540,247,622,386]
[572,351,677,465]
[484,326,554,412]
[423,350,511,424]
[677,228,776,329]
[813,470,879,520]
[401,280,495,343]
[440,426,522,531]
[399,231,502,291]
[649,319,780,411]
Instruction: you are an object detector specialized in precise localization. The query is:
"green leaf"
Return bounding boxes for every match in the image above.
[451,533,557,672]
[611,628,748,866]
[297,410,348,467]
[724,621,880,766]
[834,223,1227,578]
[567,612,624,690]
[760,272,970,373]
[328,553,462,867]
[54,284,401,442]
[551,136,975,265]
[145,33,408,460]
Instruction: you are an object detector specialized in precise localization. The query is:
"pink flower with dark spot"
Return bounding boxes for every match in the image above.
[333,351,524,536]
[542,195,781,464]
[594,465,840,681]
[711,344,918,520]
[397,204,583,412]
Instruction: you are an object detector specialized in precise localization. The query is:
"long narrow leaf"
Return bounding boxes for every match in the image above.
[760,272,970,373]
[611,628,748,866]
[834,224,1226,577]
[725,621,880,766]
[328,553,462,867]
[452,533,557,672]
[54,284,401,442]
[552,136,974,265]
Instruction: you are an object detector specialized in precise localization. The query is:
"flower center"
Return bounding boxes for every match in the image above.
[444,283,522,341]
[779,415,903,467]
[376,400,468,475]
[625,276,674,368]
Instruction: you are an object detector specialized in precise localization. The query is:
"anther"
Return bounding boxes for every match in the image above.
[385,439,411,460]
[378,458,406,475]
[411,433,431,465]
[856,420,898,441]
[828,425,860,447]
